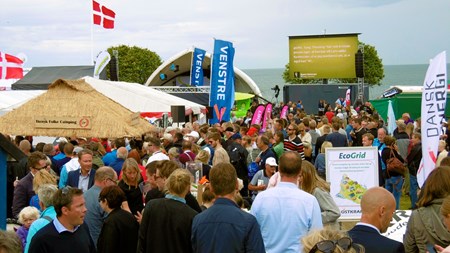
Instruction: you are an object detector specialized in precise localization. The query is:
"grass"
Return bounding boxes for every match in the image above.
[400,193,412,210]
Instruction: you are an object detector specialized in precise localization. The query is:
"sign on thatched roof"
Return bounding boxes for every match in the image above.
[0,79,154,138]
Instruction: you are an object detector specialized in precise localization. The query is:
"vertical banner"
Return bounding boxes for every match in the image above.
[209,39,235,124]
[418,51,447,187]
[387,100,396,135]
[251,104,266,125]
[93,50,111,79]
[190,48,206,86]
[280,105,289,119]
[262,103,273,131]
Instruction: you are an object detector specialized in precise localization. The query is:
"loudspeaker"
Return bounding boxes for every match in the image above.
[171,105,185,123]
[110,56,119,81]
[355,50,364,78]
[205,106,214,119]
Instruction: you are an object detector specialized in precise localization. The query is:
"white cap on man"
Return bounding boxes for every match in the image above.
[266,157,278,167]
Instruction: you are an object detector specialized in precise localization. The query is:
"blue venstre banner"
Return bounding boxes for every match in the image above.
[190,48,206,86]
[209,39,235,124]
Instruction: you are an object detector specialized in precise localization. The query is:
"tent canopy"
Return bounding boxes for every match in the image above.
[370,92,450,121]
[84,77,206,118]
[1,77,206,119]
[0,90,45,116]
[0,79,153,138]
[11,66,101,90]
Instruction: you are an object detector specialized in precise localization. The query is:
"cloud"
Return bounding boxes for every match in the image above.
[1,0,449,68]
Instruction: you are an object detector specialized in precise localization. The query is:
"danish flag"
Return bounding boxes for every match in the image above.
[0,52,23,80]
[93,0,116,29]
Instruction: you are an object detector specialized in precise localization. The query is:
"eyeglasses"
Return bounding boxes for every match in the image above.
[106,178,118,184]
[309,237,353,253]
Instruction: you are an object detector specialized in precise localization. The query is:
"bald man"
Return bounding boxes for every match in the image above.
[348,187,405,253]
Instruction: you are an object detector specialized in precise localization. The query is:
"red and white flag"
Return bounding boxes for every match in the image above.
[93,0,115,29]
[345,86,351,107]
[0,52,23,80]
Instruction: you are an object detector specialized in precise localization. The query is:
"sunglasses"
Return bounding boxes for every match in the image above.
[309,237,353,253]
[287,128,294,131]
[61,186,73,196]
[34,166,47,170]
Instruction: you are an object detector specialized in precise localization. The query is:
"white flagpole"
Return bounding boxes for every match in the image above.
[90,0,94,65]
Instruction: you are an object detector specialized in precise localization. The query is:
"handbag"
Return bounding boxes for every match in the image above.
[386,149,406,175]
[247,150,259,179]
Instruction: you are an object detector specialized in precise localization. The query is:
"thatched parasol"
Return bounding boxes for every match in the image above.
[0,79,154,138]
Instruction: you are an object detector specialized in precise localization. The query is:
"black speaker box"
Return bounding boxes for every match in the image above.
[355,50,364,78]
[171,105,185,123]
[206,106,214,119]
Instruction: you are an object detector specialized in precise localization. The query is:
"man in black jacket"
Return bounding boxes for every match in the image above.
[406,132,422,209]
[348,187,405,253]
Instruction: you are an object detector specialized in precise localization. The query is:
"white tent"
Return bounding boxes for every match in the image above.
[0,78,206,120]
[0,90,45,116]
[83,77,206,118]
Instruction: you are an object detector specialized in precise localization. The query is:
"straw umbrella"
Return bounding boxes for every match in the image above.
[0,79,154,138]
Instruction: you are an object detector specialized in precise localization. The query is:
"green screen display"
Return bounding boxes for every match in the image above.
[289,34,359,79]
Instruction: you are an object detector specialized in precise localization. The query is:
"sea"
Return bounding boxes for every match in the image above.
[242,64,450,103]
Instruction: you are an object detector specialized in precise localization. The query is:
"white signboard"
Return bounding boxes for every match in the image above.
[326,147,379,219]
[383,210,411,243]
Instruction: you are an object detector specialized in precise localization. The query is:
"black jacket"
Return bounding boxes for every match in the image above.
[348,224,405,253]
[407,142,422,176]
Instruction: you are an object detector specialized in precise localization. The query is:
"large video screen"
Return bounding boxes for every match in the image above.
[289,34,360,79]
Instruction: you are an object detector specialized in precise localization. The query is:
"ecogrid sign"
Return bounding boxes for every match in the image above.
[326,147,379,220]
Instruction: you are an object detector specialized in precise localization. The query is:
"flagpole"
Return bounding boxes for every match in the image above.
[90,0,94,65]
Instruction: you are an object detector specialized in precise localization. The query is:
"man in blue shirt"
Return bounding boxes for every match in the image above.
[191,162,265,253]
[251,151,322,252]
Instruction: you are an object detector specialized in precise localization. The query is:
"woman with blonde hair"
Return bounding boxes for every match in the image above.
[315,141,333,179]
[118,158,144,215]
[167,147,183,168]
[302,229,364,253]
[138,169,198,253]
[299,161,340,229]
[404,166,450,252]
[194,149,211,179]
[29,169,57,210]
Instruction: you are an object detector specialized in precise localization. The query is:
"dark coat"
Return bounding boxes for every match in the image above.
[97,208,139,253]
[12,172,35,217]
[67,169,95,190]
[348,224,405,253]
[407,142,422,176]
[137,198,197,253]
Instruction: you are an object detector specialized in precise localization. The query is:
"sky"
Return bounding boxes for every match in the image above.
[1,0,450,69]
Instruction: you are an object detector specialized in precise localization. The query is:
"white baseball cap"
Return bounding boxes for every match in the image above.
[266,157,278,167]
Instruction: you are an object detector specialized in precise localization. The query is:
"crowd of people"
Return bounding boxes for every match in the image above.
[2,98,450,253]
